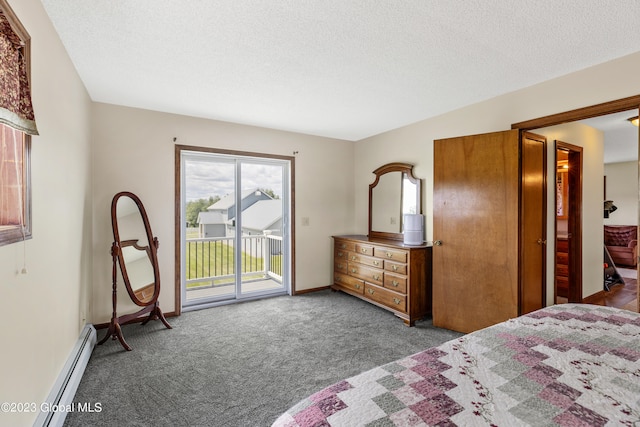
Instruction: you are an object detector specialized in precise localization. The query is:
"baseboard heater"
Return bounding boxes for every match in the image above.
[33,324,96,427]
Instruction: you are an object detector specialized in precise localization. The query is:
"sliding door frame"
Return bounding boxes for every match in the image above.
[174,145,296,315]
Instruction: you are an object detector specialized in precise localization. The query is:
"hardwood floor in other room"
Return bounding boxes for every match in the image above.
[590,277,638,312]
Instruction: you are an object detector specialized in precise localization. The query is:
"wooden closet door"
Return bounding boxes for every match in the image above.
[433,130,520,333]
[520,132,547,314]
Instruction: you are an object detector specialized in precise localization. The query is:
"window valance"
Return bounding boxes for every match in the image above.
[0,10,37,135]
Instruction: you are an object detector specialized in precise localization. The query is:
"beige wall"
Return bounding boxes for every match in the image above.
[356,51,640,303]
[604,161,638,226]
[0,1,92,426]
[90,103,355,324]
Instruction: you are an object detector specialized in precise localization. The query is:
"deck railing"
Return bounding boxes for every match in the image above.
[185,234,283,291]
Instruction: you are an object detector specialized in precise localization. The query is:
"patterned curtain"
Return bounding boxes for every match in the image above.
[0,10,37,135]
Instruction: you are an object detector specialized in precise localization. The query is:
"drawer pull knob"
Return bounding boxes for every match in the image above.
[351,256,357,261]
[373,260,379,266]
[340,243,346,248]
[392,265,398,271]
[361,248,367,253]
[355,284,361,289]
[391,281,399,287]
[367,289,374,295]
[393,298,401,305]
[386,252,393,258]
[373,274,380,281]
[351,268,357,273]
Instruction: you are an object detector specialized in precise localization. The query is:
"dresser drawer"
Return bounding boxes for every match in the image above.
[355,243,375,256]
[334,259,348,274]
[557,252,568,265]
[384,261,407,275]
[346,252,357,263]
[557,238,568,252]
[335,240,356,252]
[334,273,365,294]
[364,284,406,312]
[556,264,568,277]
[384,272,407,293]
[374,247,407,263]
[349,263,383,286]
[350,253,383,269]
[335,248,349,262]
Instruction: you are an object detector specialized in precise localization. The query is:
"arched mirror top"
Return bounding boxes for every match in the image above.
[111,192,160,306]
[369,163,422,241]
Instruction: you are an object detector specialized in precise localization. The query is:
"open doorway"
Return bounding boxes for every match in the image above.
[554,142,583,304]
[512,97,639,312]
[599,110,639,310]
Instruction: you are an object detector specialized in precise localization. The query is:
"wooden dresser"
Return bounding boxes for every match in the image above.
[331,235,432,326]
[556,236,569,298]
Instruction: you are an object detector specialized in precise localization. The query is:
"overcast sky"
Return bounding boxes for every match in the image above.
[185,158,284,202]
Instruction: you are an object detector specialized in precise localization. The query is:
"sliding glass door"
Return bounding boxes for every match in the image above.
[180,149,290,310]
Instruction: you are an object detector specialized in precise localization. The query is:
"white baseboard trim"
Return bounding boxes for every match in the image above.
[33,324,96,427]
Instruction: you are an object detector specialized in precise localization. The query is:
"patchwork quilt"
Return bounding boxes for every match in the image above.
[272,304,640,426]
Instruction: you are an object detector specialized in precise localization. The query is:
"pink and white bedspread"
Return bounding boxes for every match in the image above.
[273,304,640,426]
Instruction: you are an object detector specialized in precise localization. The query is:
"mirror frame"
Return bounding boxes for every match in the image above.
[111,191,161,306]
[368,162,422,241]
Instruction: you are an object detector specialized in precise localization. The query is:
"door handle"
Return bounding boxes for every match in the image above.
[537,238,547,245]
[433,240,442,246]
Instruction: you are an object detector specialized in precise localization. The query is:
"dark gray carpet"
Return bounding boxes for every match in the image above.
[64,290,462,427]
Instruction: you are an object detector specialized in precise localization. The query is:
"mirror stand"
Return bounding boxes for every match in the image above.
[98,191,172,351]
[99,241,172,351]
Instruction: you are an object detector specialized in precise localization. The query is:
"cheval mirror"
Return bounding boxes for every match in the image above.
[98,191,171,351]
[369,162,422,241]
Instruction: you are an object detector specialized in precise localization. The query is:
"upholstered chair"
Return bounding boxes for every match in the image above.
[604,225,638,267]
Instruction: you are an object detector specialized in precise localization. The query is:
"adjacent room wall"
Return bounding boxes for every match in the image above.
[90,103,355,324]
[355,51,640,302]
[604,161,638,226]
[0,1,92,426]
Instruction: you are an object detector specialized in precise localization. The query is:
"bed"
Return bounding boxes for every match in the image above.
[272,304,640,426]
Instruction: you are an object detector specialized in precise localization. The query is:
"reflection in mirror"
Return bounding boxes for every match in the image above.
[116,196,149,246]
[98,191,171,351]
[115,195,156,305]
[369,163,422,241]
[372,171,402,233]
[403,176,418,215]
[120,242,155,303]
[371,172,419,232]
[115,195,154,304]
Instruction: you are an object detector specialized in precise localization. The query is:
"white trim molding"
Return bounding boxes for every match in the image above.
[33,324,96,427]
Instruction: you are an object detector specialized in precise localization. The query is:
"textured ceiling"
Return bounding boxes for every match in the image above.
[580,110,639,164]
[40,1,640,141]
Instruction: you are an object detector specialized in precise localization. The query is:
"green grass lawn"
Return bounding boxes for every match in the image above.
[185,240,282,288]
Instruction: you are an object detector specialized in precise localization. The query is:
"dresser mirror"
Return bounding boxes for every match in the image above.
[369,162,422,241]
[98,191,171,351]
